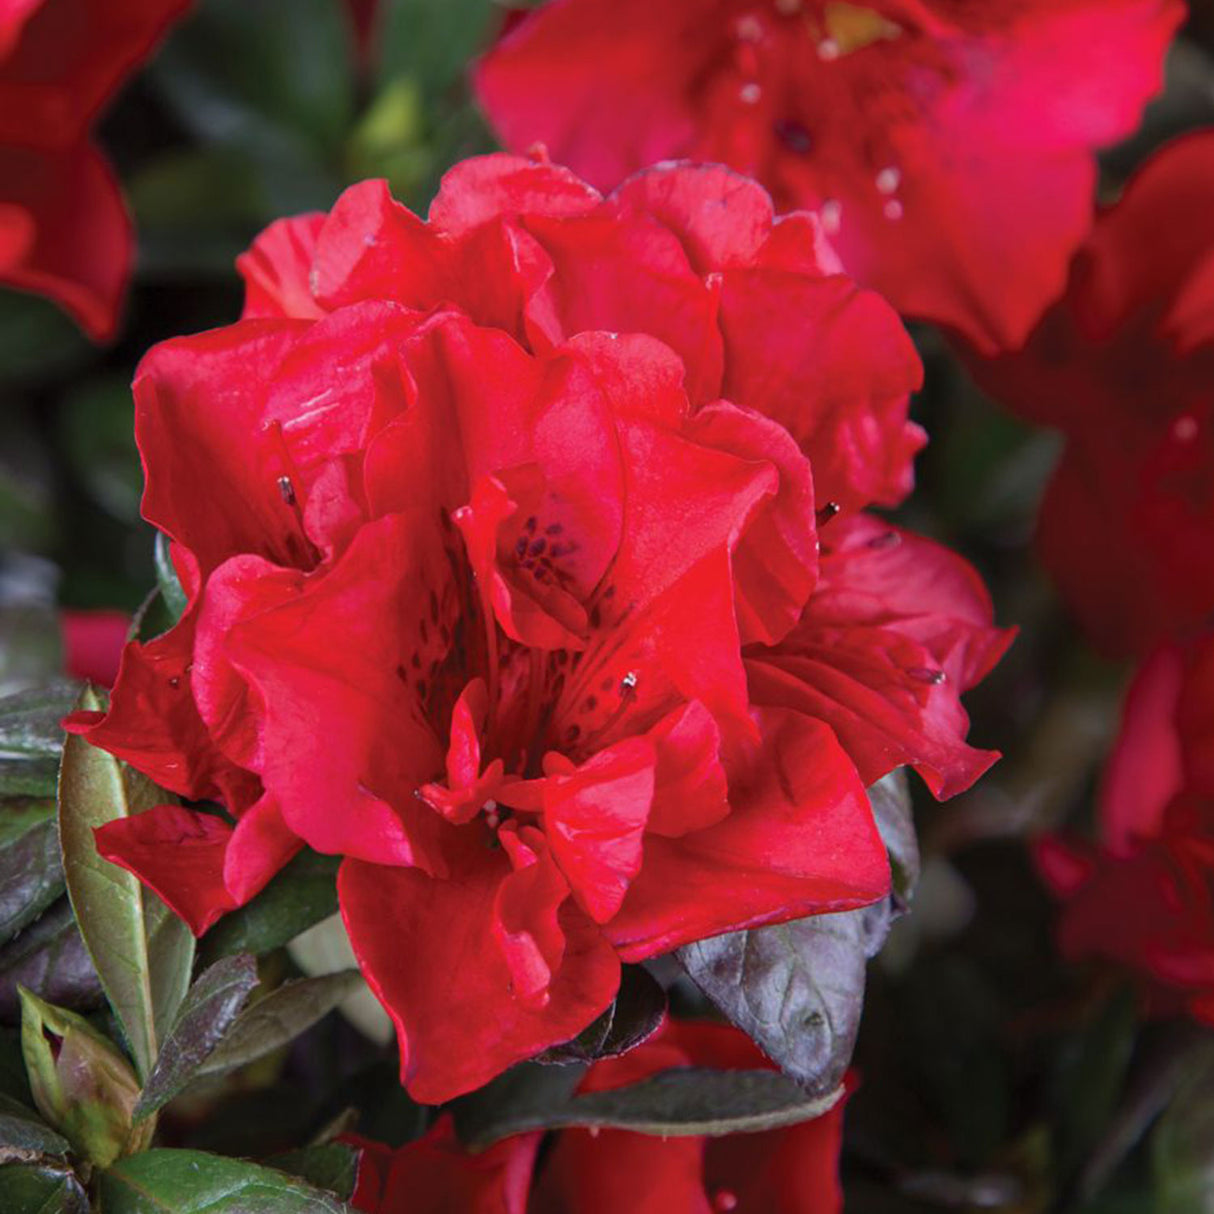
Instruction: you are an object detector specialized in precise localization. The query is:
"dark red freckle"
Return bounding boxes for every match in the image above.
[545,523,563,536]
[440,624,451,645]
[524,516,537,534]
[439,509,454,532]
[168,676,181,689]
[908,666,946,685]
[773,118,812,154]
[584,695,597,711]
[420,619,429,643]
[868,531,901,549]
[514,537,529,558]
[603,585,616,599]
[416,680,427,699]
[555,650,569,666]
[600,677,613,692]
[565,725,581,742]
[589,604,602,628]
[521,558,536,571]
[411,652,422,670]
[548,543,568,559]
[534,569,551,584]
[551,672,566,696]
[395,664,409,682]
[529,538,547,557]
[429,590,440,621]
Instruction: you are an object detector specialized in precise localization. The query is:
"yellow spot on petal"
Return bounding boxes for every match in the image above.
[821,2,901,55]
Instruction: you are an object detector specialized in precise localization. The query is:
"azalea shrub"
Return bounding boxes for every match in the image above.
[1,1,1213,1213]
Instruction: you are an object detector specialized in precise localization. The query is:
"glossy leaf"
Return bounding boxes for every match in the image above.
[57,686,195,1080]
[0,682,78,759]
[0,1093,70,1157]
[677,907,879,1095]
[196,970,363,1079]
[200,851,340,963]
[0,802,63,945]
[0,1162,88,1214]
[153,532,188,623]
[133,954,260,1122]
[98,1149,355,1213]
[535,964,666,1064]
[268,1143,359,1200]
[455,1059,844,1150]
[0,899,102,1019]
[868,768,919,908]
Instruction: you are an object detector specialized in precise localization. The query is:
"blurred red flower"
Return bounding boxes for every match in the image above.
[972,132,1214,657]
[475,0,1181,352]
[0,0,191,340]
[1037,634,1214,1025]
[348,1020,853,1214]
[66,156,1005,1102]
[60,608,129,686]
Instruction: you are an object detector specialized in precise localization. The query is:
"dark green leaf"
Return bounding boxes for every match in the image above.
[0,760,58,799]
[268,1143,359,1200]
[378,0,495,98]
[1153,1048,1214,1213]
[99,1149,354,1213]
[0,1095,69,1157]
[868,769,919,909]
[197,970,363,1079]
[455,1060,843,1150]
[0,803,63,946]
[57,378,141,523]
[677,907,877,1095]
[134,955,260,1122]
[0,682,78,760]
[0,1162,88,1213]
[535,964,666,1064]
[153,534,187,624]
[58,687,195,1079]
[200,851,340,962]
[0,900,102,1020]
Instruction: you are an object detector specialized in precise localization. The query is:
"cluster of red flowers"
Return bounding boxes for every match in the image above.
[67,154,1009,1103]
[19,0,1211,1205]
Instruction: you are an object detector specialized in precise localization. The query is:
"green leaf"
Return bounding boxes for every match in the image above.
[0,291,91,385]
[677,906,879,1095]
[57,377,142,524]
[0,1094,70,1157]
[268,1143,359,1200]
[868,769,919,908]
[0,1162,88,1214]
[535,964,666,1065]
[133,955,260,1122]
[153,534,188,625]
[0,899,102,1019]
[377,0,495,98]
[0,682,78,760]
[99,1149,355,1213]
[0,803,63,946]
[18,988,141,1168]
[1153,1050,1214,1213]
[196,970,363,1079]
[57,687,195,1080]
[455,1061,843,1150]
[200,851,340,962]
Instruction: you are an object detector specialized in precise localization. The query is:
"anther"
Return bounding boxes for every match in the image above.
[277,475,296,507]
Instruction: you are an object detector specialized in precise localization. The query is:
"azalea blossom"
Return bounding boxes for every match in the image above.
[971,131,1214,657]
[475,0,1182,350]
[347,1020,854,1214]
[1037,634,1214,1025]
[66,156,1005,1102]
[0,0,192,339]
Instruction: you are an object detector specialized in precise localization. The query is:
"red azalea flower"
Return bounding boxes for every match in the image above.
[970,132,1214,658]
[347,1021,854,1214]
[0,0,191,339]
[66,156,1004,1102]
[60,608,130,686]
[474,0,1181,352]
[1036,634,1214,1025]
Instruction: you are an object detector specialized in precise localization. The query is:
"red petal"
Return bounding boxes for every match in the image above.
[0,143,130,340]
[60,609,129,686]
[607,708,888,961]
[340,850,620,1103]
[237,213,327,320]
